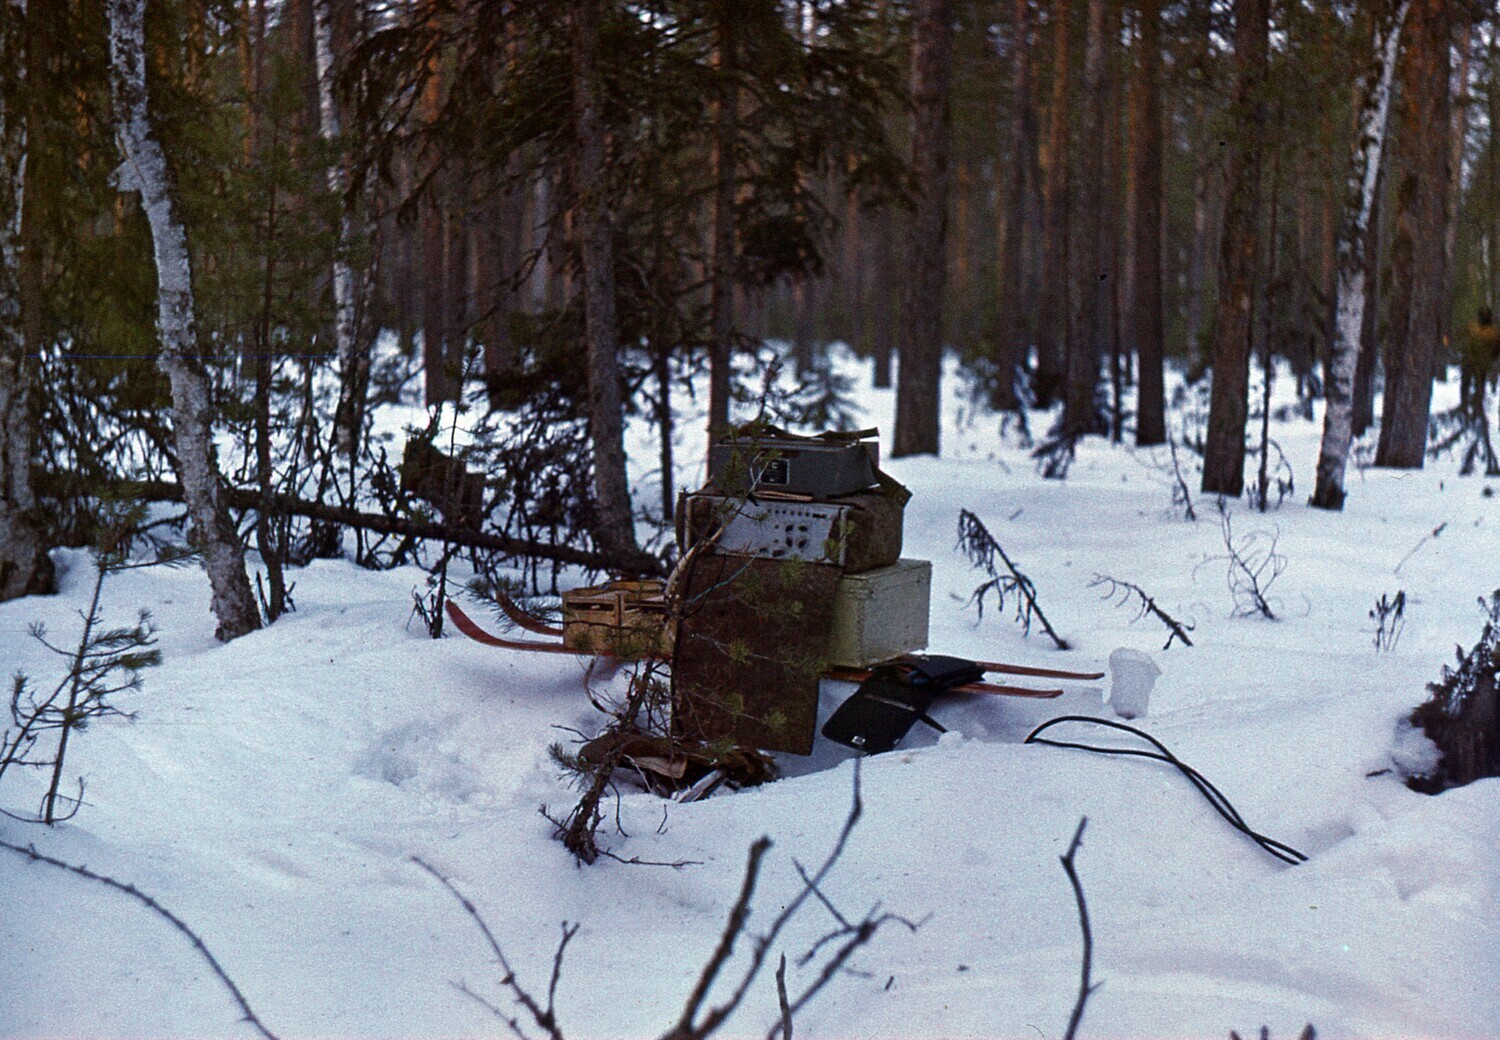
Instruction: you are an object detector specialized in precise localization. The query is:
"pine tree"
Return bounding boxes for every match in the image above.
[893,0,954,458]
[1201,0,1268,497]
[1376,0,1450,469]
[1130,0,1166,447]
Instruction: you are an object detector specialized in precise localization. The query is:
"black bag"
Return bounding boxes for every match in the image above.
[821,656,986,754]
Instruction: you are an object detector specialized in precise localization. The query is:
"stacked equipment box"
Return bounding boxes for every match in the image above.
[672,428,931,754]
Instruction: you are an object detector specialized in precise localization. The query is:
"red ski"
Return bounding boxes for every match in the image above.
[446,601,1069,697]
[492,591,564,637]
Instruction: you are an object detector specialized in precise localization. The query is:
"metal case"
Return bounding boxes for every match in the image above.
[709,438,879,497]
[826,559,932,668]
[684,488,905,574]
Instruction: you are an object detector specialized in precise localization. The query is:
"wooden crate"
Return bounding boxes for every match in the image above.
[826,558,931,668]
[562,579,673,657]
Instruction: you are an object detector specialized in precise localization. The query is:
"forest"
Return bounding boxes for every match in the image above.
[5,3,1500,1038]
[0,0,1497,634]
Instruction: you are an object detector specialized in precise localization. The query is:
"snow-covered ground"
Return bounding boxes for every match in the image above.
[3,354,1498,1039]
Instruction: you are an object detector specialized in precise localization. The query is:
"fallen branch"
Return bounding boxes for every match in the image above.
[35,473,661,576]
[0,839,280,1040]
[1089,574,1195,649]
[956,509,1070,650]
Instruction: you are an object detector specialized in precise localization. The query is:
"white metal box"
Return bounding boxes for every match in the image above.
[826,558,931,668]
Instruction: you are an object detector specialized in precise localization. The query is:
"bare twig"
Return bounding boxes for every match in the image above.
[1089,575,1195,649]
[412,857,570,1040]
[1167,436,1198,521]
[1211,513,1285,620]
[1370,590,1406,652]
[663,762,874,1040]
[774,955,793,1040]
[1394,521,1446,575]
[0,840,280,1040]
[1059,818,1099,1040]
[418,764,904,1040]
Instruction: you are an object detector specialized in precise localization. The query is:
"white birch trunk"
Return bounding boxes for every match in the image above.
[1311,0,1411,511]
[315,0,364,462]
[108,0,260,639]
[0,0,53,600]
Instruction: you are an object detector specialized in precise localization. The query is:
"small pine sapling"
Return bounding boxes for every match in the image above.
[1426,404,1500,477]
[956,509,1069,649]
[1405,590,1500,792]
[1031,433,1080,479]
[1,504,167,823]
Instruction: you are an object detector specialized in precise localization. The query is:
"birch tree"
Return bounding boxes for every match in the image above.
[1310,0,1411,511]
[317,0,369,466]
[107,0,261,640]
[0,0,54,601]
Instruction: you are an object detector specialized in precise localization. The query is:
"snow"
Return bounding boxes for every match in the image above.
[4,353,1500,1039]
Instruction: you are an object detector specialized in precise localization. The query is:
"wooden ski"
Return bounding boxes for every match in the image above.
[444,600,634,657]
[958,659,1104,682]
[492,590,565,637]
[447,602,1063,697]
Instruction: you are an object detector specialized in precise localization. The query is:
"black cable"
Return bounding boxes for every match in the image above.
[1024,715,1308,866]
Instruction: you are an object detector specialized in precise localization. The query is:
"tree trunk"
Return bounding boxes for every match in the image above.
[419,40,451,405]
[483,155,525,407]
[1131,0,1165,446]
[892,0,953,458]
[996,0,1041,412]
[1351,160,1384,437]
[1441,21,1472,356]
[1310,0,1411,510]
[571,0,642,565]
[1184,155,1210,366]
[107,0,260,640]
[317,0,368,465]
[706,8,738,443]
[871,205,895,388]
[1376,0,1449,469]
[1035,0,1071,407]
[0,0,54,601]
[1201,0,1268,497]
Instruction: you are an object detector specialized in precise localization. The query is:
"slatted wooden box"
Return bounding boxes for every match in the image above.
[561,579,673,658]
